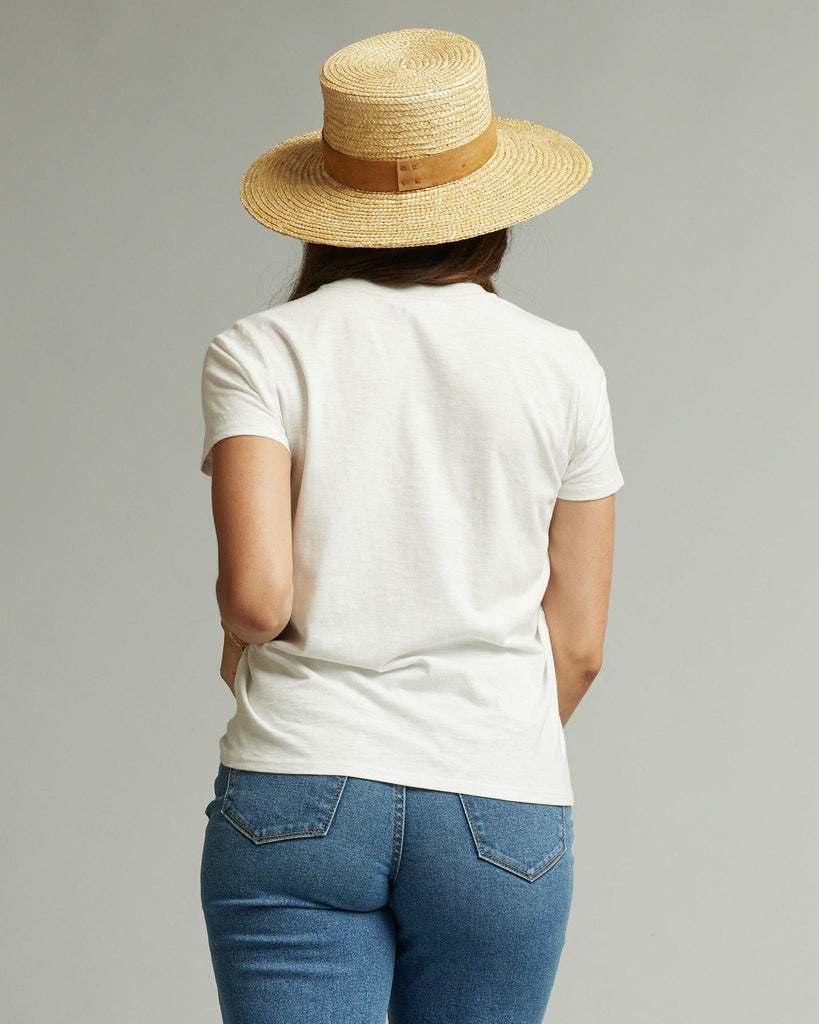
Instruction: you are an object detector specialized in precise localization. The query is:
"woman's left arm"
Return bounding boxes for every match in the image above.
[210,434,294,696]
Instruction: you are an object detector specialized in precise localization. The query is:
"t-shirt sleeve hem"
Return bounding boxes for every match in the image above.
[200,419,292,476]
[556,472,624,501]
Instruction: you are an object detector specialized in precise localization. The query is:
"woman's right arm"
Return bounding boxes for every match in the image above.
[541,493,618,726]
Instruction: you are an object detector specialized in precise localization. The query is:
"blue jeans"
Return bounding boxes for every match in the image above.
[200,763,574,1023]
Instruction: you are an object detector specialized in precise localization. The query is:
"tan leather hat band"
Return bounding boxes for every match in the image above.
[322,112,498,193]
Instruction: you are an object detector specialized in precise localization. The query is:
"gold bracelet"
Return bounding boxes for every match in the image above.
[225,626,250,651]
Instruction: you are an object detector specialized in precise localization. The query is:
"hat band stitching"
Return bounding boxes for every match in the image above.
[321,112,498,193]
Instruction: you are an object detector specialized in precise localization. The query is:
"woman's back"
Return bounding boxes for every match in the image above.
[200,275,624,802]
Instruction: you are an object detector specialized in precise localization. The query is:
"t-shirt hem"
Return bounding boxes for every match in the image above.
[217,752,574,805]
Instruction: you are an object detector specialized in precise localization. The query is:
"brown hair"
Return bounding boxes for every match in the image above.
[283,227,512,302]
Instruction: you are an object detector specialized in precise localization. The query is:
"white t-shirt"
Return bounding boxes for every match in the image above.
[200,277,624,803]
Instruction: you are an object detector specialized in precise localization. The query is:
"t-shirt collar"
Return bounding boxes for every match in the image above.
[317,277,490,298]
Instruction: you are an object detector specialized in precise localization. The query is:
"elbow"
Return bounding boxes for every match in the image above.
[580,649,604,681]
[582,661,602,686]
[555,642,603,682]
[217,578,293,641]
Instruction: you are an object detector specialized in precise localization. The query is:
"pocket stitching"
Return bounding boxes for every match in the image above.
[458,795,567,883]
[220,769,348,845]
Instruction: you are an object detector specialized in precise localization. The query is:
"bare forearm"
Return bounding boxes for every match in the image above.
[218,609,292,697]
[551,646,600,727]
[220,633,242,696]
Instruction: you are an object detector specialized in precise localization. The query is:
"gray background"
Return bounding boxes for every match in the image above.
[2,2,816,1021]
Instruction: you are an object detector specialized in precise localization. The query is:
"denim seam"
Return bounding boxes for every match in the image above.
[389,784,406,885]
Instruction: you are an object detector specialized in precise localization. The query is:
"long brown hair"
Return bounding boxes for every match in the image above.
[283,227,512,303]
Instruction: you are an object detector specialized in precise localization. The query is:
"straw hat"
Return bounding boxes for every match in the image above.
[240,28,593,248]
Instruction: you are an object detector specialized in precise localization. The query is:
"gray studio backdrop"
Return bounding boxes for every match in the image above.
[2,2,816,1021]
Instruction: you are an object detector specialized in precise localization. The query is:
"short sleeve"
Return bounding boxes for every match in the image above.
[200,324,291,477]
[556,334,625,500]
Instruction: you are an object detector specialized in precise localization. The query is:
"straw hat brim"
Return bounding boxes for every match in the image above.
[239,117,592,248]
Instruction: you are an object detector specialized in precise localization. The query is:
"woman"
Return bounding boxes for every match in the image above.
[199,27,624,1024]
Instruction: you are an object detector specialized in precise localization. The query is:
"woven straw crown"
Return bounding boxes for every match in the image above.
[320,32,493,160]
[240,28,593,248]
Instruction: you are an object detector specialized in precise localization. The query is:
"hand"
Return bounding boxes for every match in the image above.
[220,624,246,696]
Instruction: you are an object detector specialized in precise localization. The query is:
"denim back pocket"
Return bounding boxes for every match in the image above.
[220,767,348,845]
[458,793,568,882]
